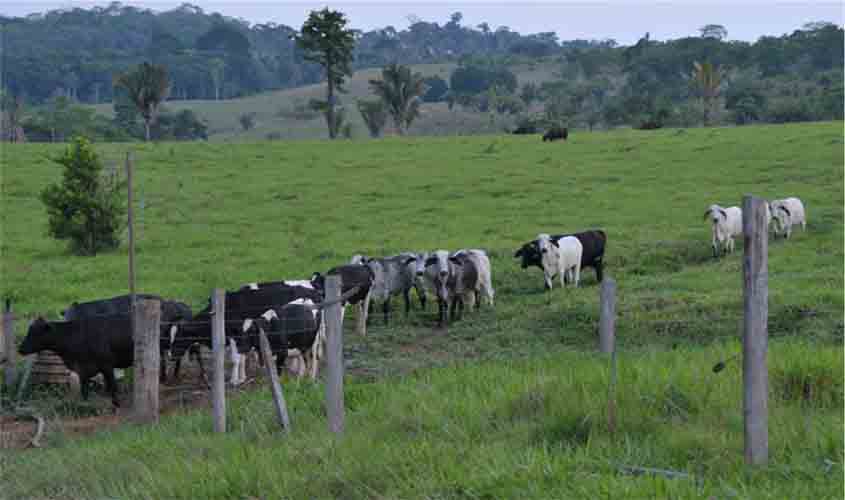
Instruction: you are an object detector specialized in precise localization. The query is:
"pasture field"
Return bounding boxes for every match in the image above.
[88,60,559,141]
[0,121,843,498]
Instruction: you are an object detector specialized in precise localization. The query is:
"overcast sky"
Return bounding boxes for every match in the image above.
[2,1,842,45]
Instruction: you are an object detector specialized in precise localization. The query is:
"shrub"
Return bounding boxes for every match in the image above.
[357,99,387,138]
[422,75,449,103]
[40,137,126,256]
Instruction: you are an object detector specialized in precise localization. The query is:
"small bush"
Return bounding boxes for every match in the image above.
[40,137,126,256]
[238,112,256,131]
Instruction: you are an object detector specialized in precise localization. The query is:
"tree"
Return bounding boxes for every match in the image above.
[699,24,728,41]
[369,63,427,135]
[208,58,226,100]
[691,60,724,126]
[357,99,388,137]
[294,8,357,139]
[40,137,126,256]
[421,75,449,102]
[113,62,171,141]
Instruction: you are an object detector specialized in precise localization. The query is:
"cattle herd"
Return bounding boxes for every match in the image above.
[15,195,806,409]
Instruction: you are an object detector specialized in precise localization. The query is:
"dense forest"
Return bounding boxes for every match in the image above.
[0,3,842,141]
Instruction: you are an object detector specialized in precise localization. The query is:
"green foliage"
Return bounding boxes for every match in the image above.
[369,63,427,135]
[151,109,208,141]
[39,137,126,256]
[294,8,358,139]
[357,99,388,137]
[113,62,171,141]
[520,82,541,105]
[23,96,133,142]
[450,62,518,95]
[421,75,449,102]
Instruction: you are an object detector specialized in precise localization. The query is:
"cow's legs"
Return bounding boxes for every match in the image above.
[101,366,120,409]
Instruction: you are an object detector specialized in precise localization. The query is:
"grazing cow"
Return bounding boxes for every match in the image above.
[362,253,426,323]
[514,230,606,283]
[171,284,320,385]
[19,317,133,407]
[704,204,743,257]
[537,234,583,291]
[424,250,488,327]
[63,293,192,383]
[542,126,568,142]
[770,197,806,239]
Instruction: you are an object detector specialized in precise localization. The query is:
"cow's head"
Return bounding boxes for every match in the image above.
[771,204,791,232]
[403,252,428,277]
[19,317,55,355]
[514,240,542,269]
[425,250,451,300]
[704,205,728,224]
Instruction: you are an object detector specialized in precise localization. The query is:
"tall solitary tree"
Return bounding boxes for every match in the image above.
[114,62,171,141]
[369,63,427,135]
[691,61,724,126]
[293,8,357,139]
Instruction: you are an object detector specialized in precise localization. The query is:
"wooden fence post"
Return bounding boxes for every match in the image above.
[3,299,17,392]
[324,275,345,435]
[742,195,769,465]
[132,298,161,424]
[258,329,291,432]
[599,278,616,354]
[211,289,226,433]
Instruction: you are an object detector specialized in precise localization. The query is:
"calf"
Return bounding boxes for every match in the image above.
[514,230,606,284]
[245,298,323,379]
[19,317,133,407]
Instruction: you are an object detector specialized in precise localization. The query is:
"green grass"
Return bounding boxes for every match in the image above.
[1,341,842,499]
[89,61,559,141]
[0,121,843,498]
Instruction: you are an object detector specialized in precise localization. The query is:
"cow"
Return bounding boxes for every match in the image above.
[62,293,192,383]
[514,230,607,284]
[19,316,133,408]
[542,126,568,142]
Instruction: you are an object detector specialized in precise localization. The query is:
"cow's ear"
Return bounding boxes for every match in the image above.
[403,257,416,266]
[719,209,728,219]
[703,210,712,220]
[550,238,560,248]
[514,247,524,258]
[449,256,462,264]
[424,256,437,267]
[779,206,791,216]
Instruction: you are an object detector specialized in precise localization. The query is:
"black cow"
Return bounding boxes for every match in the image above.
[311,264,374,305]
[514,230,606,284]
[542,126,568,142]
[63,293,192,383]
[245,300,322,377]
[170,284,320,383]
[19,317,133,407]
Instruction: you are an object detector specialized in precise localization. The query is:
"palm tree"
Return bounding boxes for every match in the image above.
[114,62,171,141]
[369,63,427,136]
[692,61,724,126]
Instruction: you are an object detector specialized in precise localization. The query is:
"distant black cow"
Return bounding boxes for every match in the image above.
[512,125,537,135]
[514,230,606,284]
[542,126,568,142]
[19,316,133,407]
[63,293,192,383]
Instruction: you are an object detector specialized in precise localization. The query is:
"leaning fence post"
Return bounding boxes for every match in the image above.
[258,329,291,432]
[742,195,769,465]
[132,298,161,424]
[3,299,17,393]
[599,278,616,354]
[325,275,345,435]
[211,289,226,433]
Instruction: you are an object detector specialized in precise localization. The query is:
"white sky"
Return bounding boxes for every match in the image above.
[1,1,842,45]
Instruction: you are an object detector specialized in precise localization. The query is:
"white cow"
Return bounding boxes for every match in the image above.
[704,204,743,257]
[537,234,582,290]
[770,197,806,239]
